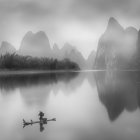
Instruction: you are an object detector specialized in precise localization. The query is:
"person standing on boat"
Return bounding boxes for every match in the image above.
[38,111,45,121]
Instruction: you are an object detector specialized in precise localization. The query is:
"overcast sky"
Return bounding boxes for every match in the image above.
[0,0,140,58]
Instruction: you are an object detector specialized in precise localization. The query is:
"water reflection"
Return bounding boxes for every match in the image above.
[95,71,140,121]
[0,72,79,91]
[0,71,140,140]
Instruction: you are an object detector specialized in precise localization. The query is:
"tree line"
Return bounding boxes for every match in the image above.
[0,53,80,70]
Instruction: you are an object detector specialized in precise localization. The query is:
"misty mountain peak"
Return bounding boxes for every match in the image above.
[107,17,123,31]
[0,41,16,55]
[35,31,48,39]
[19,30,51,57]
[1,41,10,46]
[125,27,138,34]
[63,43,76,51]
[24,31,33,37]
[1,41,15,49]
[24,31,48,40]
[108,17,118,24]
[36,30,46,35]
[53,43,59,50]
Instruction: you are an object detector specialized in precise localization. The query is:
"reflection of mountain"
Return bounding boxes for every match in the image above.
[0,72,79,91]
[95,17,138,70]
[0,72,90,106]
[95,71,140,121]
[20,72,86,106]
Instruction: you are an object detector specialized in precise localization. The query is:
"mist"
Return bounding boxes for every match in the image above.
[0,0,140,58]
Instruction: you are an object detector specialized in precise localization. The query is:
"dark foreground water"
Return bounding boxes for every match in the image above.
[0,71,140,140]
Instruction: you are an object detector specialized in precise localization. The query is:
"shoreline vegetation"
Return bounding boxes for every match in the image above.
[0,53,80,71]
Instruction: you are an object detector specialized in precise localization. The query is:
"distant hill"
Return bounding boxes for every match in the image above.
[52,43,60,59]
[94,17,138,70]
[0,41,16,55]
[3,17,140,70]
[86,50,96,69]
[18,31,51,57]
[60,43,87,69]
[0,30,96,70]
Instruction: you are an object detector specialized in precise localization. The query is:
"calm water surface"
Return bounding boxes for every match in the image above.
[0,71,140,140]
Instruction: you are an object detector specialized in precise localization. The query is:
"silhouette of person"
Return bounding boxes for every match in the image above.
[38,111,45,121]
